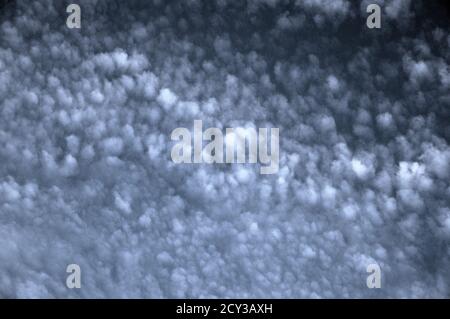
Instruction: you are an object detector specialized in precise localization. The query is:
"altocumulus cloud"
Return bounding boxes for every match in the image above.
[0,0,449,298]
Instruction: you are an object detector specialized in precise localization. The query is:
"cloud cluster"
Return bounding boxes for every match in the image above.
[0,0,449,298]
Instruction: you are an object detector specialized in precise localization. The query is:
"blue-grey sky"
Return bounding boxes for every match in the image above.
[0,0,449,298]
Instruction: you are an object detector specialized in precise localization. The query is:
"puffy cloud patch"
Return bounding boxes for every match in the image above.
[0,0,448,298]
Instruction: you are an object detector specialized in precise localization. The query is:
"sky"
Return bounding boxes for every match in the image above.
[0,0,449,298]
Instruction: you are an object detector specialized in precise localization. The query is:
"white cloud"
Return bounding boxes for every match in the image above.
[0,0,448,299]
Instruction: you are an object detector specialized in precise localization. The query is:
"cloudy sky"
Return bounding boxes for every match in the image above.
[0,0,449,298]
